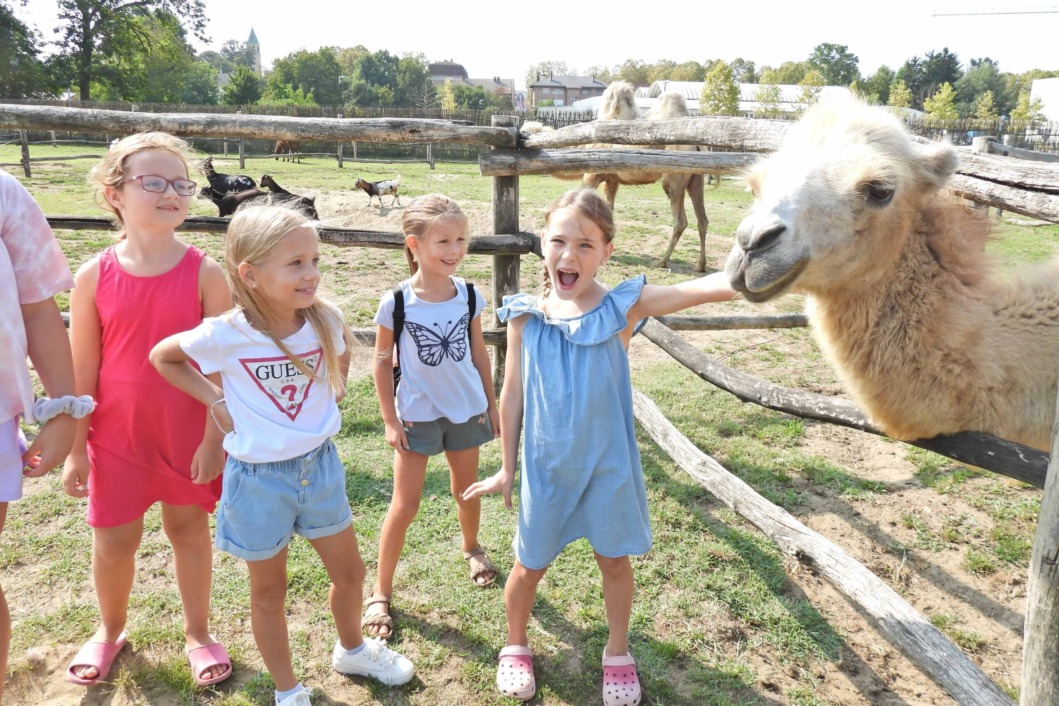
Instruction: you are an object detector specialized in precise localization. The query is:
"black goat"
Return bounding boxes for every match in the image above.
[259,174,319,220]
[354,175,401,207]
[198,185,269,217]
[202,156,256,195]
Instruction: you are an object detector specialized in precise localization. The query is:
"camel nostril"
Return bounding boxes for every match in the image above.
[748,224,786,253]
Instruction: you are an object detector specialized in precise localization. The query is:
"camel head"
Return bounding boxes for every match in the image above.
[726,98,959,302]
[599,81,640,120]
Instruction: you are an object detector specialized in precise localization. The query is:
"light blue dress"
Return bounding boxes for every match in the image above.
[497,275,652,570]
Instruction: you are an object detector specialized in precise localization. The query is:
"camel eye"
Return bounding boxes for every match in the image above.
[865,182,895,206]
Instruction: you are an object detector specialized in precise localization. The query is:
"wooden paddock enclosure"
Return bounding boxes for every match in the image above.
[4,103,1059,705]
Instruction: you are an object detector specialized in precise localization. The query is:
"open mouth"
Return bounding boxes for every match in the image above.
[556,268,578,289]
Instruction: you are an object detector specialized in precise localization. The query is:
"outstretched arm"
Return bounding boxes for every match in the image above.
[463,315,525,510]
[628,271,737,322]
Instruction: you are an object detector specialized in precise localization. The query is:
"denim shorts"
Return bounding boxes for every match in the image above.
[215,439,353,561]
[402,412,494,457]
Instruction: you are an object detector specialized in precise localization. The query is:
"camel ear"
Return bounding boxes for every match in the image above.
[916,141,959,190]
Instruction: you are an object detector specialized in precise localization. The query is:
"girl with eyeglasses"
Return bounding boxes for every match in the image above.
[63,132,234,689]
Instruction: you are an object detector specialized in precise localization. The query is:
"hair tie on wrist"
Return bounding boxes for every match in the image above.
[210,398,233,434]
[32,395,95,424]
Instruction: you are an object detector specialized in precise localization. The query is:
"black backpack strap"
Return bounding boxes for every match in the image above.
[465,281,476,340]
[391,284,405,365]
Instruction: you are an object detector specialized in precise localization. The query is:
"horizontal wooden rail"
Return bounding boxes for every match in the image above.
[641,318,1048,487]
[0,105,516,147]
[480,148,757,177]
[632,390,1015,706]
[955,149,1059,193]
[654,313,807,330]
[0,153,103,167]
[521,115,790,151]
[45,216,542,257]
[948,174,1059,223]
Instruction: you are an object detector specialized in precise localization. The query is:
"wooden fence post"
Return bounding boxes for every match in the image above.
[237,110,245,169]
[353,141,358,160]
[50,131,57,147]
[428,142,435,170]
[489,115,520,391]
[19,130,30,177]
[1020,384,1059,705]
[336,113,343,168]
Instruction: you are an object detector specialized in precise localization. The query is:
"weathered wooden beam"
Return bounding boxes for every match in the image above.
[654,313,807,330]
[948,174,1059,224]
[0,105,516,147]
[45,216,542,256]
[956,149,1059,192]
[640,318,1048,487]
[520,116,790,151]
[1020,390,1059,705]
[480,148,757,177]
[632,389,1016,706]
[972,138,1059,164]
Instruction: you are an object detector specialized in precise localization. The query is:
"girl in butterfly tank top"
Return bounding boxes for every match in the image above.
[367,194,499,639]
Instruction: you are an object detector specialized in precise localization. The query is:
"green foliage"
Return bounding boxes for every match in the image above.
[222,65,262,105]
[1010,90,1045,122]
[700,61,740,116]
[259,83,316,107]
[924,82,959,121]
[439,79,456,111]
[898,47,962,109]
[0,2,49,97]
[730,57,757,84]
[394,54,432,106]
[974,90,998,120]
[268,46,342,105]
[807,42,859,85]
[179,60,219,104]
[752,82,784,118]
[759,61,808,85]
[797,69,825,108]
[861,65,895,105]
[888,79,913,109]
[956,58,1010,118]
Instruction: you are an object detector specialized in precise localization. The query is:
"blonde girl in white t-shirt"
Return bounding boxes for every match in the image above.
[150,205,413,706]
[365,194,500,640]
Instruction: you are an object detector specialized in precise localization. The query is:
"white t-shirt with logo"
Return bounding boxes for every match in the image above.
[180,309,346,463]
[374,276,488,423]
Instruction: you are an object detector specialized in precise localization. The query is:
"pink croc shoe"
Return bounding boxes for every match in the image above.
[602,653,641,706]
[496,644,535,700]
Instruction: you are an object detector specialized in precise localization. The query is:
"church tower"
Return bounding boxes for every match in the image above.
[247,28,262,76]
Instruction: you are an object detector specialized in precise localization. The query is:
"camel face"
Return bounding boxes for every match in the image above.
[725,100,957,301]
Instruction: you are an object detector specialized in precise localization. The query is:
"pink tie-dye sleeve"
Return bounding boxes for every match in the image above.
[0,172,74,303]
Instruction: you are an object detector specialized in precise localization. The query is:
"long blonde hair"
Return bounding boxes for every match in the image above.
[89,131,195,230]
[401,193,468,274]
[542,189,616,296]
[225,205,351,397]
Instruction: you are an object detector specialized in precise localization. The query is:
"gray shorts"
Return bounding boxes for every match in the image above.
[401,413,494,457]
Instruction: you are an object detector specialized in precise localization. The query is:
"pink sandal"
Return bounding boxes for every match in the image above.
[496,644,535,700]
[602,653,641,706]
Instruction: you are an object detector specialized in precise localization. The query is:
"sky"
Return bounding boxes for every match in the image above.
[14,1,1059,90]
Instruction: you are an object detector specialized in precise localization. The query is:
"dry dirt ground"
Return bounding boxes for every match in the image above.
[3,185,1036,706]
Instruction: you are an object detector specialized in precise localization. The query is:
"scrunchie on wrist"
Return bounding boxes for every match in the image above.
[32,395,95,424]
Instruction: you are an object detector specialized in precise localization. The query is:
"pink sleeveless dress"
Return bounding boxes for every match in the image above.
[86,245,223,528]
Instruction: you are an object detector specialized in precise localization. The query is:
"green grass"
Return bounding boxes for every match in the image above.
[0,140,1048,704]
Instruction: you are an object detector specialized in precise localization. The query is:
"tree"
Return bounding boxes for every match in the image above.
[729,57,757,84]
[861,65,895,105]
[180,60,219,104]
[956,58,1010,118]
[888,79,912,109]
[450,83,489,109]
[807,43,859,85]
[759,61,808,85]
[220,39,257,71]
[394,54,431,106]
[585,64,615,84]
[222,65,262,105]
[1010,90,1045,122]
[54,0,208,100]
[268,47,343,105]
[798,69,825,110]
[753,82,784,118]
[614,59,650,86]
[1,1,48,97]
[439,79,456,112]
[525,60,569,91]
[923,82,959,121]
[974,90,997,120]
[919,48,962,107]
[700,61,739,116]
[671,60,706,82]
[646,59,678,84]
[895,57,924,108]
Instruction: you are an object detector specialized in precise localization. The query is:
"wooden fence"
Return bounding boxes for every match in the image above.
[4,102,1059,705]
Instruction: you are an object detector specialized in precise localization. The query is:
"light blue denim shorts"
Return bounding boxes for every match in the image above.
[215,439,353,561]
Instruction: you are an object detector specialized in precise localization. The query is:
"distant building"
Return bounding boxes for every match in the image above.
[528,75,607,107]
[1031,77,1059,122]
[429,61,469,85]
[247,28,262,76]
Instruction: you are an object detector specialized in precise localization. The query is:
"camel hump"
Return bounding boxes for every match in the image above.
[599,80,640,120]
[650,92,690,119]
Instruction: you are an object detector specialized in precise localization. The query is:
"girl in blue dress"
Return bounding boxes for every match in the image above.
[464,188,737,705]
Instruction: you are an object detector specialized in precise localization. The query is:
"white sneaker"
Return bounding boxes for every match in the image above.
[331,637,415,686]
[276,687,311,706]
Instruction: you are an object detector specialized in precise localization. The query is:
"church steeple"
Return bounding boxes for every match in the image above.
[247,28,261,76]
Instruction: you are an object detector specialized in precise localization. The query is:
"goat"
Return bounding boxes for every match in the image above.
[259,174,319,219]
[354,175,401,207]
[274,140,302,163]
[198,185,269,217]
[201,156,256,196]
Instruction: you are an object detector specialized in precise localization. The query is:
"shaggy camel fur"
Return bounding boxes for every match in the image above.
[527,81,713,271]
[725,98,1059,451]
